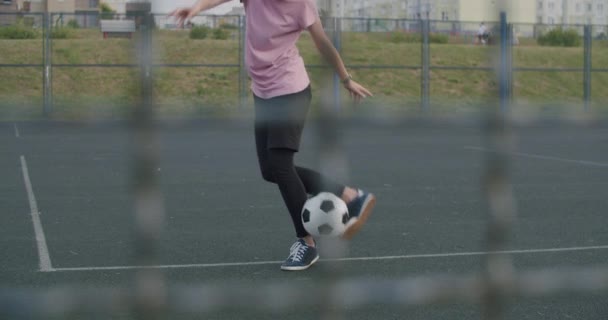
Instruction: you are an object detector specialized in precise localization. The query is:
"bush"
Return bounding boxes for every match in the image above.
[189,25,210,39]
[538,28,581,47]
[388,31,448,44]
[67,19,80,29]
[100,2,116,20]
[219,23,238,29]
[51,27,74,39]
[0,24,38,39]
[212,28,230,40]
[389,31,420,43]
[429,33,449,44]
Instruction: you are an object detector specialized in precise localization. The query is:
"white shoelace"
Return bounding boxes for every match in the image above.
[288,241,307,263]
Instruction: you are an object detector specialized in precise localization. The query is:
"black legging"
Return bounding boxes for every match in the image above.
[254,86,345,238]
[256,147,345,238]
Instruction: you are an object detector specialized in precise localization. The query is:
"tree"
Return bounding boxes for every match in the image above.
[100,2,115,20]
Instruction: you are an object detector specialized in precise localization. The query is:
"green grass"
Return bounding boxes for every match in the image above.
[0,29,607,120]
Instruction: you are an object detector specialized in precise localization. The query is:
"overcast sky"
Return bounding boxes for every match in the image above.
[151,0,242,14]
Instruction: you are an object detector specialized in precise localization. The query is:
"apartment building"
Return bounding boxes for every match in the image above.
[0,0,87,25]
[3,0,101,13]
[318,0,548,24]
[102,0,127,14]
[0,0,19,25]
[538,0,607,25]
[407,0,536,24]
[318,0,409,19]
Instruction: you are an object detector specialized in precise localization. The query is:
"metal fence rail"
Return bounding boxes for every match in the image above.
[1,12,607,115]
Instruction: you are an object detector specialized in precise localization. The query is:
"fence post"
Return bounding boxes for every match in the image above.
[43,12,52,116]
[132,12,167,320]
[332,16,342,111]
[239,15,247,109]
[421,19,430,112]
[498,12,511,114]
[508,23,514,102]
[583,24,592,112]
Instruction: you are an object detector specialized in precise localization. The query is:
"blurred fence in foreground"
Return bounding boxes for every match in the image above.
[0,10,607,320]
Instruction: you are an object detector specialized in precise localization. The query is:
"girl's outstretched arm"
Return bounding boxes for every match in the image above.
[307,18,373,103]
[169,0,234,27]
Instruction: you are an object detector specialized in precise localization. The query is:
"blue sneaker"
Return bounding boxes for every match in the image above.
[342,189,376,239]
[280,239,319,271]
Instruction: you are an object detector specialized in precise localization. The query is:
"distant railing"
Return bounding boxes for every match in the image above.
[0,12,606,116]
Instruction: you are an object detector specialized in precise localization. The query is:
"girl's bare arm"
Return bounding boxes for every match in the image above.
[307,18,373,102]
[169,0,233,26]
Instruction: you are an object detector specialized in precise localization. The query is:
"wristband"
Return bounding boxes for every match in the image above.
[341,74,352,85]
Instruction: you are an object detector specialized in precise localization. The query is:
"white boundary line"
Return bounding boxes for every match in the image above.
[465,146,608,167]
[47,244,608,273]
[20,156,54,272]
[14,123,20,138]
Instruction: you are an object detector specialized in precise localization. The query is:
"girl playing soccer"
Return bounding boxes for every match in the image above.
[170,0,375,271]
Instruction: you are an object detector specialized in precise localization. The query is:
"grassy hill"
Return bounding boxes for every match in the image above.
[0,29,607,119]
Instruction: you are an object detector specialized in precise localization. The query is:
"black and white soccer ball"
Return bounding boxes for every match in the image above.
[301,192,349,238]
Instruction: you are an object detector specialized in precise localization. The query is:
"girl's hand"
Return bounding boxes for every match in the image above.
[344,80,373,104]
[168,8,195,27]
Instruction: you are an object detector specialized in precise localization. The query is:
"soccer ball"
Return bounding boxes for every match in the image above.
[301,192,349,238]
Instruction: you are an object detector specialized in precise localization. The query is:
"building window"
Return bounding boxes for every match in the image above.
[576,3,580,12]
[598,4,604,12]
[538,1,543,10]
[548,2,554,10]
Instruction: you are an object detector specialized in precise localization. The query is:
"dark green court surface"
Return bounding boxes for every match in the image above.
[1,117,607,319]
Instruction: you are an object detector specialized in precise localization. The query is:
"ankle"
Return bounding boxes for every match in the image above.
[302,235,315,247]
[341,187,358,203]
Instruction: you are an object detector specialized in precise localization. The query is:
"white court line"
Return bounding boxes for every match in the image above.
[465,146,608,168]
[14,123,20,138]
[20,156,54,272]
[47,244,608,273]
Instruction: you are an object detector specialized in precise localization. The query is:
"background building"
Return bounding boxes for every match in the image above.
[318,0,408,19]
[318,0,607,25]
[538,0,607,25]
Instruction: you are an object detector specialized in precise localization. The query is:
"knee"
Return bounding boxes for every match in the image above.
[264,149,293,181]
[260,165,275,183]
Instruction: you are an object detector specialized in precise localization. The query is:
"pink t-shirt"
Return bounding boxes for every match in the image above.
[242,0,318,99]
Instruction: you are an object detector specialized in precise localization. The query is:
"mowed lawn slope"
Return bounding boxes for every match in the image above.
[1,29,607,119]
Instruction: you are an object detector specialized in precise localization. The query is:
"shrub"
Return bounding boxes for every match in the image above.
[0,24,38,39]
[388,31,448,44]
[189,25,210,39]
[67,19,80,29]
[429,33,449,44]
[389,31,420,43]
[219,23,238,29]
[212,28,230,40]
[51,27,74,39]
[100,2,116,20]
[538,27,581,47]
